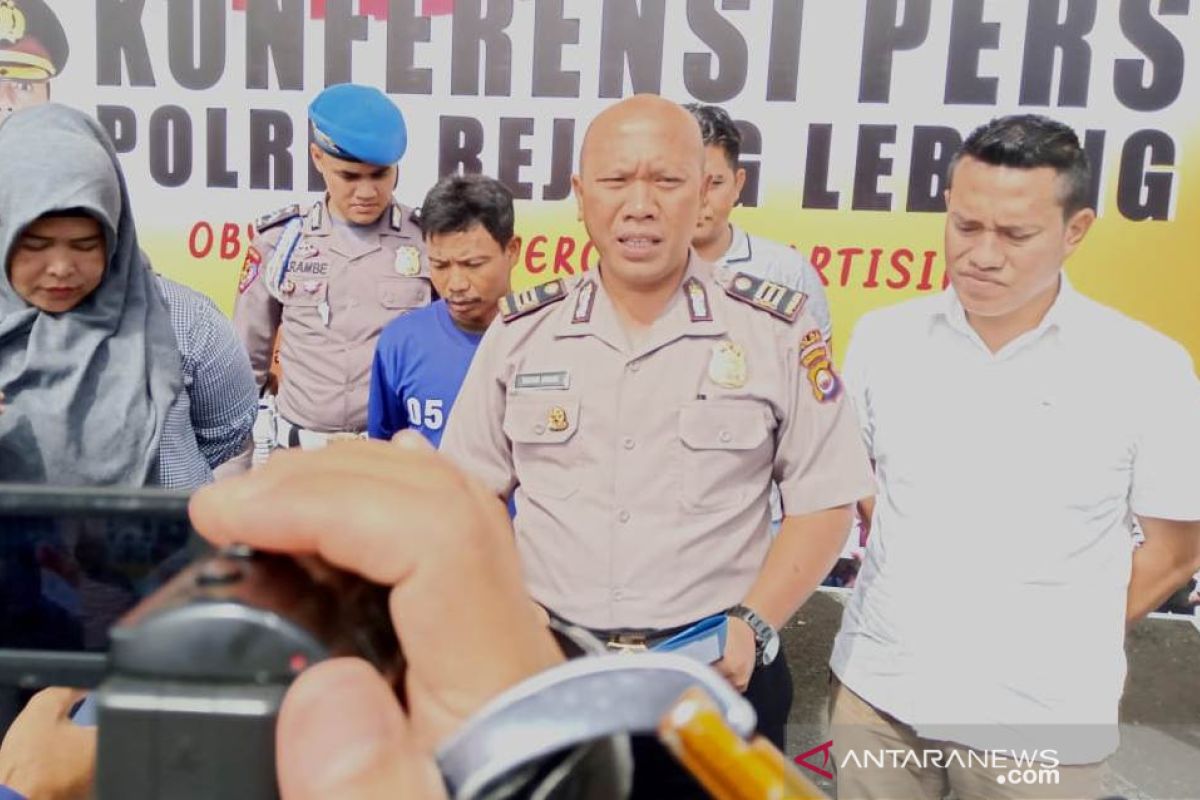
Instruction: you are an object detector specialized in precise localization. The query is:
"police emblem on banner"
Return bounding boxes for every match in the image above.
[237,246,261,293]
[709,340,747,389]
[394,245,421,277]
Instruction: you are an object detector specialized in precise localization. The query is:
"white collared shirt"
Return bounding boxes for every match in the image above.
[831,276,1200,764]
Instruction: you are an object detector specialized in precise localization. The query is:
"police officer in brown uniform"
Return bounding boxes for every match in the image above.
[0,0,68,124]
[441,95,875,797]
[233,84,430,450]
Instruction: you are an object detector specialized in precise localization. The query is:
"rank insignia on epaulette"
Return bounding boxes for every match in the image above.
[254,204,301,234]
[725,273,807,322]
[499,280,567,322]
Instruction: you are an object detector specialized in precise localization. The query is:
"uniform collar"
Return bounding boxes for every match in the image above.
[304,199,332,236]
[312,198,402,261]
[718,224,752,266]
[555,251,727,358]
[933,270,1080,355]
[386,202,420,240]
[305,198,406,235]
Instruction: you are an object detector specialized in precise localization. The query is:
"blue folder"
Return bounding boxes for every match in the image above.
[650,613,728,664]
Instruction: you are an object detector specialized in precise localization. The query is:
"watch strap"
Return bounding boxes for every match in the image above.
[726,604,777,665]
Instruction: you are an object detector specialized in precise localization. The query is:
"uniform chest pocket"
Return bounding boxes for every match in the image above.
[279,290,324,333]
[378,279,430,310]
[502,396,581,500]
[677,401,772,512]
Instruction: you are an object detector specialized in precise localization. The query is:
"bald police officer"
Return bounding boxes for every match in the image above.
[233,84,429,451]
[441,95,875,798]
[0,0,68,123]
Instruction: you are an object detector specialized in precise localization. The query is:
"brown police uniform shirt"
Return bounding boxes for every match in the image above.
[441,255,875,630]
[233,199,430,433]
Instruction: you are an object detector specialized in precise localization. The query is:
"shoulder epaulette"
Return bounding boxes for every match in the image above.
[723,272,807,322]
[498,280,568,323]
[254,204,302,234]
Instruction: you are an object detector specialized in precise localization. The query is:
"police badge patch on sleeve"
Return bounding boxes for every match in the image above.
[799,328,840,402]
[238,246,262,293]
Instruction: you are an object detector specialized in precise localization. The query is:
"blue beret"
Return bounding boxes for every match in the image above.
[308,84,407,166]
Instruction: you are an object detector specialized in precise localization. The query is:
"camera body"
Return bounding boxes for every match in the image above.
[94,546,401,800]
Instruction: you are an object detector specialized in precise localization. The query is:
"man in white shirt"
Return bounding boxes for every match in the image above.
[830,114,1200,799]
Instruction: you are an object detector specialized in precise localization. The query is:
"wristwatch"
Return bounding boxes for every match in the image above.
[726,604,780,666]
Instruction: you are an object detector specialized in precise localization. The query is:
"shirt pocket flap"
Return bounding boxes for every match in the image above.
[503,397,581,445]
[280,291,322,307]
[378,278,430,309]
[679,402,769,451]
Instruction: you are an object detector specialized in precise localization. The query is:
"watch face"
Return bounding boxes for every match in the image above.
[761,633,781,666]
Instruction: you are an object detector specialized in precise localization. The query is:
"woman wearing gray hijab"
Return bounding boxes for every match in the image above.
[0,103,256,488]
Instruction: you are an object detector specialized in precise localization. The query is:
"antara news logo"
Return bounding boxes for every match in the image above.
[794,741,1063,787]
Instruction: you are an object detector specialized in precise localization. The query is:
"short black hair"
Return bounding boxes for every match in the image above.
[418,174,515,247]
[948,114,1092,217]
[683,103,741,169]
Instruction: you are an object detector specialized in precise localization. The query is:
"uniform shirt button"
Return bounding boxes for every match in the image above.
[534,423,546,435]
[622,437,635,450]
[612,587,625,600]
[719,430,732,443]
[618,509,631,523]
[628,361,641,373]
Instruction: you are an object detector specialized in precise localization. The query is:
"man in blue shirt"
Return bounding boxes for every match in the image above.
[368,174,518,447]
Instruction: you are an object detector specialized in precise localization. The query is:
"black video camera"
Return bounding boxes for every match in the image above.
[0,484,401,800]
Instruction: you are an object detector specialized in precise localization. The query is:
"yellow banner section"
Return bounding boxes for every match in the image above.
[155,129,1200,370]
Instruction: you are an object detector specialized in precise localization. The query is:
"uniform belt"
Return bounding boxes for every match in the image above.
[583,620,711,653]
[546,609,725,652]
[276,416,365,449]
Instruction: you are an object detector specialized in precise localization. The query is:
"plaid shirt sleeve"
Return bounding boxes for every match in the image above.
[156,277,257,487]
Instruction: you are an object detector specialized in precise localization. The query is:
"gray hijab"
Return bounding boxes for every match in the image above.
[0,103,182,486]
